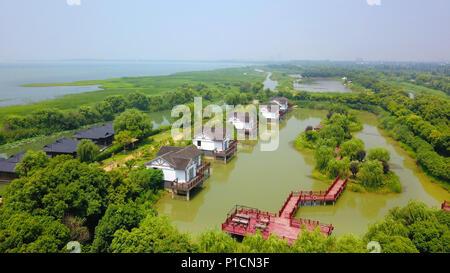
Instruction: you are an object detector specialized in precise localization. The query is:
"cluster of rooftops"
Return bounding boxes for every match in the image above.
[0,123,114,181]
[1,96,291,192]
[144,97,292,198]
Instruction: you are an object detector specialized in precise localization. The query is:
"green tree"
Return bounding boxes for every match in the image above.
[4,156,110,221]
[326,157,350,178]
[349,161,360,178]
[305,130,317,142]
[339,138,364,160]
[91,202,147,253]
[128,167,163,193]
[0,211,71,253]
[197,230,239,253]
[241,232,291,253]
[356,150,366,162]
[127,92,149,111]
[409,220,450,253]
[359,160,384,188]
[14,150,49,177]
[314,146,335,171]
[113,109,153,139]
[110,215,196,253]
[105,95,127,113]
[318,124,346,145]
[367,147,391,162]
[0,132,5,145]
[94,101,114,121]
[363,200,448,253]
[292,227,335,253]
[113,130,134,151]
[77,139,99,163]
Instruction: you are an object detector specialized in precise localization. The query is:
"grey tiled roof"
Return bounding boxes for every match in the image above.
[71,123,114,140]
[41,138,79,154]
[150,145,202,170]
[0,152,25,173]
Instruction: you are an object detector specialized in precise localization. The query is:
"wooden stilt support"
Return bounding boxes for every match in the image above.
[187,190,190,201]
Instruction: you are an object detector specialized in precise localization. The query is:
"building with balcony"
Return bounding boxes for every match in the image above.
[145,145,210,200]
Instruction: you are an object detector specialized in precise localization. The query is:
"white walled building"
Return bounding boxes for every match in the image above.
[270,97,289,113]
[226,112,257,135]
[145,145,210,200]
[193,127,237,163]
[259,103,280,122]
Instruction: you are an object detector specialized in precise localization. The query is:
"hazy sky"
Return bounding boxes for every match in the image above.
[1,0,449,62]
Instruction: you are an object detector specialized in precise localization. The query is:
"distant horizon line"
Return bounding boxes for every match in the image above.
[0,58,448,64]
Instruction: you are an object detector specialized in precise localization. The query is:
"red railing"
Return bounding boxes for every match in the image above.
[171,173,203,191]
[197,161,210,174]
[289,218,334,235]
[279,191,293,216]
[214,140,238,156]
[171,162,211,191]
[324,177,348,201]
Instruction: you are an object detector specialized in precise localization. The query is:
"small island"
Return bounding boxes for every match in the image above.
[294,106,402,194]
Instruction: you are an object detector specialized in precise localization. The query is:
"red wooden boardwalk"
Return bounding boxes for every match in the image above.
[279,177,348,218]
[442,201,450,211]
[222,177,347,244]
[221,146,348,244]
[222,206,333,245]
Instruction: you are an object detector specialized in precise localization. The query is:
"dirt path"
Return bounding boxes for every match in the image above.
[103,151,142,172]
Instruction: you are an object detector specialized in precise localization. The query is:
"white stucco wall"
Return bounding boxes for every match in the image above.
[194,136,229,152]
[194,138,215,151]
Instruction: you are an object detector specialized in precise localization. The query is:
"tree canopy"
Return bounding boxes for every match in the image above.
[113,109,153,139]
[77,139,100,163]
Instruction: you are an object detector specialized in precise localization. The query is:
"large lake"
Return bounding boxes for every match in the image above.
[0,61,248,107]
[156,108,449,236]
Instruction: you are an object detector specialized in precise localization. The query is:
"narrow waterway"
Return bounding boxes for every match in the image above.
[263,72,279,91]
[156,108,450,236]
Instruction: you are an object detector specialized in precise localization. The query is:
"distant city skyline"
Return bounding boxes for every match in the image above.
[1,0,449,62]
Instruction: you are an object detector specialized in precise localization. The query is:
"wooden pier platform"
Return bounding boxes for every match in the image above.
[221,205,333,245]
[222,177,347,244]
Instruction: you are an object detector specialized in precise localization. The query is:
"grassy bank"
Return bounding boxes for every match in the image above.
[0,67,264,126]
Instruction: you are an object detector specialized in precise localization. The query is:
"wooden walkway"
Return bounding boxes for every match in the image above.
[221,146,348,244]
[222,177,347,244]
[222,205,333,245]
[279,177,348,219]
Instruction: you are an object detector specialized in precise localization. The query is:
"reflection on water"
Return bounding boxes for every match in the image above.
[294,78,351,93]
[156,109,450,236]
[147,110,172,129]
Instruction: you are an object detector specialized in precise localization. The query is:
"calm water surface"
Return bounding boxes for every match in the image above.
[263,72,279,91]
[156,109,449,236]
[294,78,351,93]
[0,61,248,107]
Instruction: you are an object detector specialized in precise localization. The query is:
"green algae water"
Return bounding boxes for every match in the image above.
[156,108,450,236]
